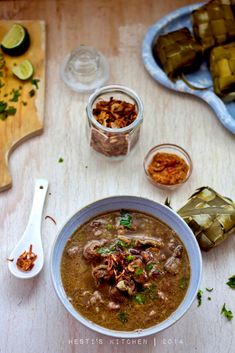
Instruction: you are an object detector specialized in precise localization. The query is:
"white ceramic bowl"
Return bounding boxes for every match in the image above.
[51,196,202,338]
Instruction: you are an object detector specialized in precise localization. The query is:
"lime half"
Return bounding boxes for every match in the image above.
[12,60,34,80]
[1,24,30,56]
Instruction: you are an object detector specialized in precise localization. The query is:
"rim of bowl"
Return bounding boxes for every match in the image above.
[86,84,144,133]
[143,143,193,189]
[50,195,202,338]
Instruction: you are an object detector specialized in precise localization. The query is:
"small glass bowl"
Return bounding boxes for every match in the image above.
[143,143,193,190]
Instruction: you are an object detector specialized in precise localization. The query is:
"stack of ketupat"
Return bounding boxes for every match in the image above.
[177,187,235,251]
[192,0,235,52]
[153,0,235,101]
[153,28,203,81]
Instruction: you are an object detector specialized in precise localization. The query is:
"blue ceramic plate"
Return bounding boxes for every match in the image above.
[142,3,235,134]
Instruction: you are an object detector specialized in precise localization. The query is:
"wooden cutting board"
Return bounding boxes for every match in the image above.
[0,20,45,192]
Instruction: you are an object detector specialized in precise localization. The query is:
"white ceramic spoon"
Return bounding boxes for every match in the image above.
[8,179,49,279]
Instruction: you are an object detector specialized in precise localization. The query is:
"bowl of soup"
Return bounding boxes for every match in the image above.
[51,196,202,338]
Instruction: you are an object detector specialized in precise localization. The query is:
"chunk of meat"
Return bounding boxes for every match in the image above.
[109,286,126,303]
[158,290,168,301]
[90,219,107,227]
[135,237,164,249]
[141,250,154,263]
[66,245,79,258]
[127,259,143,272]
[83,239,107,261]
[89,291,103,305]
[133,269,148,284]
[168,239,179,251]
[149,266,164,279]
[116,279,135,296]
[107,302,120,310]
[164,256,181,274]
[173,245,183,258]
[92,264,113,285]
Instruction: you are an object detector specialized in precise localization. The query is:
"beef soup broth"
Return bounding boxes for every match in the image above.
[61,210,190,331]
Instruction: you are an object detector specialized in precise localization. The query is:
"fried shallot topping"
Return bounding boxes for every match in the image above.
[92,97,137,128]
[16,244,37,272]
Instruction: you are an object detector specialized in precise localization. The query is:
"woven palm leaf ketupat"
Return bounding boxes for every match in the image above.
[210,42,235,100]
[178,187,235,251]
[152,27,203,81]
[192,0,235,53]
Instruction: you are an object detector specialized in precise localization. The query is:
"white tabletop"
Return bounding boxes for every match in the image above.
[1,0,235,352]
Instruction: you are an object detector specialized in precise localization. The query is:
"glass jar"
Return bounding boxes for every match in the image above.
[86,85,144,159]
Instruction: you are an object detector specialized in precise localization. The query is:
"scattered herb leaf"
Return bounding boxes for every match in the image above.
[22,101,27,106]
[31,78,40,89]
[134,294,145,304]
[115,240,129,248]
[58,157,64,163]
[29,89,35,97]
[226,275,235,289]
[208,297,211,301]
[106,224,113,230]
[135,268,143,276]
[0,101,16,120]
[179,277,189,289]
[6,107,16,115]
[96,247,113,255]
[120,210,132,229]
[221,303,233,321]
[0,101,7,113]
[146,263,155,271]
[9,88,21,102]
[127,254,134,262]
[117,311,128,324]
[197,290,203,307]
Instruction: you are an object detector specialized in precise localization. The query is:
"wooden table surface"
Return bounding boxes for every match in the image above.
[1,1,235,352]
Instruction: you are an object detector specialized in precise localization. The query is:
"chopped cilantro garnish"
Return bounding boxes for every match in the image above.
[32,78,40,89]
[144,283,157,300]
[6,107,16,115]
[197,290,203,307]
[226,275,235,289]
[179,277,189,289]
[0,101,7,113]
[207,297,211,301]
[29,89,35,97]
[96,247,113,255]
[117,311,128,324]
[115,240,129,248]
[120,210,132,229]
[22,101,27,106]
[0,80,5,88]
[221,303,233,321]
[0,101,16,120]
[134,294,145,304]
[146,263,155,271]
[10,88,21,102]
[127,254,134,262]
[106,224,113,230]
[135,268,143,276]
[58,157,64,163]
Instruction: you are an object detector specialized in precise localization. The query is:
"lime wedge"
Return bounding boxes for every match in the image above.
[12,60,34,80]
[1,24,30,56]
